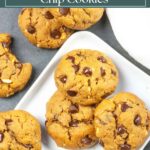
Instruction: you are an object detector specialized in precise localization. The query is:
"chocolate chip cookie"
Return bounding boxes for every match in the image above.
[0,34,32,97]
[45,91,97,149]
[49,8,104,30]
[94,92,150,150]
[18,8,73,49]
[0,110,41,150]
[55,49,119,105]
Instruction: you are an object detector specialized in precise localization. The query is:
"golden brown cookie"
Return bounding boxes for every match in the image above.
[45,91,97,149]
[18,8,73,49]
[54,49,119,105]
[49,8,104,30]
[0,110,41,150]
[0,34,32,97]
[94,92,150,150]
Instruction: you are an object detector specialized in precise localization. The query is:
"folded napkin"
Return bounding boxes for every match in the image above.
[106,8,150,69]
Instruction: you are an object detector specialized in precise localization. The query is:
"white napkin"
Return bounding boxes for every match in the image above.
[106,8,150,69]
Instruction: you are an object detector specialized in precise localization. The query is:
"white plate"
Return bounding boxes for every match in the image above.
[15,31,150,150]
[106,8,150,69]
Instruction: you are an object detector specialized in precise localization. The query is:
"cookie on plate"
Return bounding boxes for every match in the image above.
[55,49,119,105]
[0,34,32,97]
[45,91,97,149]
[94,92,150,150]
[0,110,41,150]
[18,8,73,49]
[49,8,104,30]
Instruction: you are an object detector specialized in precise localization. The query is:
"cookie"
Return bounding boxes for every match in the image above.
[18,8,73,49]
[54,49,119,105]
[45,91,97,149]
[49,8,104,30]
[94,92,150,150]
[0,34,32,97]
[0,110,41,150]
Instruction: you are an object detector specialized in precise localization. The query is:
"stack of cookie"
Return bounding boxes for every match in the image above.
[18,8,104,49]
[45,49,150,150]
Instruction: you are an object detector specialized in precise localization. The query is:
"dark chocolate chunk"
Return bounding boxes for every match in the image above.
[81,135,92,145]
[111,69,116,76]
[59,75,67,83]
[51,29,61,39]
[69,104,79,113]
[100,67,106,76]
[82,67,92,77]
[66,56,75,63]
[121,103,130,112]
[67,90,77,97]
[97,56,107,63]
[72,64,80,73]
[69,120,79,127]
[117,125,126,135]
[44,11,54,19]
[134,115,141,126]
[27,25,36,34]
[59,8,70,15]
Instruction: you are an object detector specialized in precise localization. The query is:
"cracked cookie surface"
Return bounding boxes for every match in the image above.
[45,91,97,149]
[94,92,150,150]
[0,34,32,97]
[55,49,119,105]
[49,8,104,30]
[0,110,41,150]
[18,8,73,49]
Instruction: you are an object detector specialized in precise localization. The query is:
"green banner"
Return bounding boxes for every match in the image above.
[0,0,148,7]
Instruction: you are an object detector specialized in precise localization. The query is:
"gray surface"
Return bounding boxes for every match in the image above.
[0,8,150,150]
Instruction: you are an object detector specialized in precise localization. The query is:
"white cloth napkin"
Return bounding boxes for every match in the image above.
[106,8,150,69]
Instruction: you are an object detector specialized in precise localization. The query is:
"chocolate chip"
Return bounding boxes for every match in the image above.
[117,125,126,135]
[97,56,107,63]
[24,144,33,149]
[67,90,77,97]
[59,75,67,83]
[27,25,36,34]
[134,115,141,126]
[111,69,116,76]
[2,42,9,48]
[69,104,79,113]
[82,67,92,77]
[81,136,92,145]
[44,11,54,19]
[0,132,4,142]
[5,119,13,126]
[51,29,61,39]
[66,56,75,63]
[59,8,70,15]
[121,103,130,112]
[100,67,106,76]
[69,120,79,127]
[72,64,80,73]
[120,144,131,150]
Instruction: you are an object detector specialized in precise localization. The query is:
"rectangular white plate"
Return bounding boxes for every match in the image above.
[15,31,150,150]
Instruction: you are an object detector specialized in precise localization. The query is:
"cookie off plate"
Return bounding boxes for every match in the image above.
[15,31,150,150]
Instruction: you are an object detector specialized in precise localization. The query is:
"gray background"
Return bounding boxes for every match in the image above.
[0,8,150,149]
